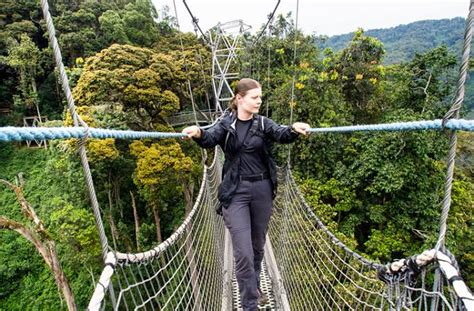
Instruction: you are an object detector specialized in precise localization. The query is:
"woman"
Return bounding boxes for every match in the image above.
[182,78,309,310]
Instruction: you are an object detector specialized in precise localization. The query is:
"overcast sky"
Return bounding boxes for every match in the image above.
[151,0,468,36]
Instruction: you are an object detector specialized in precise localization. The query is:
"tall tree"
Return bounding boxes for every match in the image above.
[130,140,194,243]
[73,44,187,130]
[0,34,42,118]
[334,29,386,123]
[0,176,76,310]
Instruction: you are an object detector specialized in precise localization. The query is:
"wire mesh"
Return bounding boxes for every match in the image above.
[267,167,467,310]
[90,149,226,310]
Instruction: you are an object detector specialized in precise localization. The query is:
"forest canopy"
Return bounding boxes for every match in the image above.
[0,0,472,309]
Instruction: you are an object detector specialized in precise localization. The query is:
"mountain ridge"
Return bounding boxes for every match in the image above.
[319,17,466,64]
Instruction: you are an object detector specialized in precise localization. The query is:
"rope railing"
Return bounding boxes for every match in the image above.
[0,127,186,142]
[307,119,474,133]
[1,118,473,142]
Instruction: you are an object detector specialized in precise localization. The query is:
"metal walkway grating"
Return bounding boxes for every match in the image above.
[232,260,276,310]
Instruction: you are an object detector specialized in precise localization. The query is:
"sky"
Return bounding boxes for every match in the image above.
[151,0,469,36]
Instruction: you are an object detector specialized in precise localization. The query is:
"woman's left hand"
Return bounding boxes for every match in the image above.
[292,122,310,136]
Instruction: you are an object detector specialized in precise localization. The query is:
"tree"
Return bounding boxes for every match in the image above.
[98,10,129,45]
[73,44,187,130]
[0,176,76,310]
[152,32,212,112]
[334,29,386,123]
[130,140,194,243]
[0,34,42,119]
[383,45,457,117]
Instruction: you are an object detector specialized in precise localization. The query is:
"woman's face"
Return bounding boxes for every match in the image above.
[237,87,262,116]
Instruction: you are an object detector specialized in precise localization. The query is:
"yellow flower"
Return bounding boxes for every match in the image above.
[295,82,305,89]
[369,77,378,85]
[276,48,285,55]
[64,106,96,127]
[355,74,364,80]
[299,62,309,69]
[319,71,328,80]
[75,57,84,66]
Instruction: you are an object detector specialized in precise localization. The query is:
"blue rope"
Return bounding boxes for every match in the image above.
[0,127,186,142]
[307,119,474,133]
[0,119,472,142]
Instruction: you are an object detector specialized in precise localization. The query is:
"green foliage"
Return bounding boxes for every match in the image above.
[446,177,474,287]
[73,44,185,130]
[0,0,177,125]
[0,34,42,117]
[364,225,409,261]
[1,266,64,310]
[49,203,101,260]
[0,144,101,308]
[127,139,199,243]
[0,3,472,306]
[99,10,130,45]
[249,14,472,284]
[319,17,474,114]
[334,29,385,122]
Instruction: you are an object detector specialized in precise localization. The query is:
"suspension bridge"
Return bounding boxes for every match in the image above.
[1,0,473,310]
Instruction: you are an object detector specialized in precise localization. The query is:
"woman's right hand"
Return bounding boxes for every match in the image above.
[182,125,202,140]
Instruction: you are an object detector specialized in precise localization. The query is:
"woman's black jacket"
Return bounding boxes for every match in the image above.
[193,111,299,213]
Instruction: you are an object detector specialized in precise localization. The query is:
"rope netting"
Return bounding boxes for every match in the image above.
[88,150,227,311]
[267,167,473,310]
[86,148,473,310]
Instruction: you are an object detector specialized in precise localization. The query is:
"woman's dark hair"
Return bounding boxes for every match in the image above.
[229,78,261,111]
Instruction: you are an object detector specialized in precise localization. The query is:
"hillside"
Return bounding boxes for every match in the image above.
[319,17,473,116]
[319,17,466,65]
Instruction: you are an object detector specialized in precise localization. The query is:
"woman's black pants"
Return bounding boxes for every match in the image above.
[223,178,273,311]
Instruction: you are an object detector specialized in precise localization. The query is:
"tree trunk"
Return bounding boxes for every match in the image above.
[1,177,76,310]
[107,190,119,251]
[151,201,162,243]
[183,181,194,216]
[130,191,141,251]
[31,77,41,121]
[47,240,76,311]
[0,218,76,311]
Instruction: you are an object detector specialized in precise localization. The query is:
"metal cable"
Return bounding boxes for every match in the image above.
[287,0,300,165]
[39,0,109,260]
[88,149,226,310]
[436,0,474,251]
[265,165,467,310]
[182,0,210,45]
[172,0,200,127]
[251,0,281,47]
